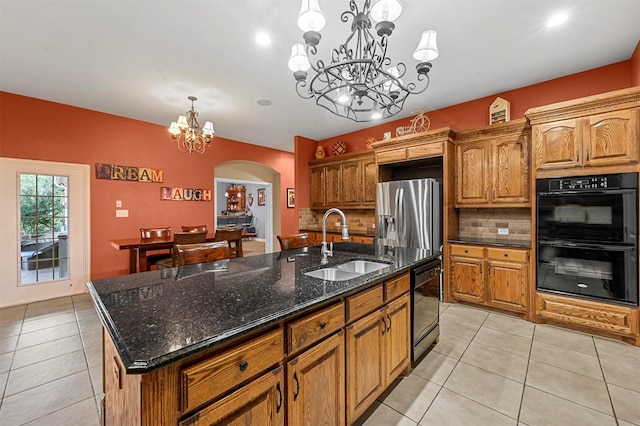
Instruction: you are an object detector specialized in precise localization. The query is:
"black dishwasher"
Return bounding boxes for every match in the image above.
[411,257,441,366]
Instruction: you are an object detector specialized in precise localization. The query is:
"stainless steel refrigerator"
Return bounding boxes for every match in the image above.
[376,179,442,251]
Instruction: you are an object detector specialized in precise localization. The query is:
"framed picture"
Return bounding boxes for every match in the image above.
[287,188,295,208]
[258,188,266,206]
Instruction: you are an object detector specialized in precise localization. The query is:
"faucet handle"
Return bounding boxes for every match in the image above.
[329,241,333,256]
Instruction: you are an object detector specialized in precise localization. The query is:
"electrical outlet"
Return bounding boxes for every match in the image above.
[335,222,341,226]
[497,228,509,235]
[116,209,129,217]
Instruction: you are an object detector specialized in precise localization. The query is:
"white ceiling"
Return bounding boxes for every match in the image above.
[1,1,639,152]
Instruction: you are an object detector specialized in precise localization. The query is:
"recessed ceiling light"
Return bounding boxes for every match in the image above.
[255,32,271,46]
[547,12,568,28]
[257,99,272,106]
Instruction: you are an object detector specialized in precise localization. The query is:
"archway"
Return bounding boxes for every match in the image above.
[214,161,281,253]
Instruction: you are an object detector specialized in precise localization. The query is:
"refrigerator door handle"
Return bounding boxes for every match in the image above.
[396,187,403,245]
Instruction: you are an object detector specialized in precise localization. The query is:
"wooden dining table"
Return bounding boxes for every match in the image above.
[110,232,220,274]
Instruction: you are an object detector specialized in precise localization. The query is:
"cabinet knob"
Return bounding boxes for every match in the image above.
[239,361,248,372]
[464,249,469,253]
[319,321,327,330]
[504,253,508,257]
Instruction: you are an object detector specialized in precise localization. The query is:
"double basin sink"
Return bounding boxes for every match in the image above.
[303,260,391,281]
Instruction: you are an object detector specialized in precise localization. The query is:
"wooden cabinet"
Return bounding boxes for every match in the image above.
[309,151,378,209]
[536,292,639,338]
[306,231,374,246]
[345,275,410,424]
[372,127,454,165]
[526,87,640,173]
[533,109,639,170]
[455,119,531,207]
[449,243,529,314]
[287,331,345,426]
[180,367,285,426]
[225,187,246,212]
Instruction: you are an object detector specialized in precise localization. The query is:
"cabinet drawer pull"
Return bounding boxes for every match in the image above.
[381,317,387,335]
[387,314,392,332]
[586,148,590,161]
[319,321,327,330]
[239,361,248,372]
[293,371,300,401]
[576,149,579,162]
[276,382,283,413]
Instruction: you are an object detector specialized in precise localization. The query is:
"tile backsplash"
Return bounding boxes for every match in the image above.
[299,208,376,235]
[458,208,531,241]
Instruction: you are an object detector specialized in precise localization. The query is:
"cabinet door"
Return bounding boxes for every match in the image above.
[486,259,528,313]
[492,136,530,205]
[287,331,345,426]
[326,163,342,206]
[383,294,410,385]
[310,166,325,208]
[345,309,385,425]
[450,255,485,304]
[583,109,639,166]
[179,367,284,426]
[534,118,582,170]
[456,142,490,205]
[362,156,378,206]
[341,160,362,206]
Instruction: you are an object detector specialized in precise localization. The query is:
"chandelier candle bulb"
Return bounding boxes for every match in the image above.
[289,0,439,122]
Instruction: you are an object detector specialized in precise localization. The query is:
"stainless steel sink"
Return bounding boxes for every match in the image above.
[303,268,362,281]
[336,260,390,274]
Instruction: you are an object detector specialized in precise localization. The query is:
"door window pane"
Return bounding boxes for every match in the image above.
[19,173,69,285]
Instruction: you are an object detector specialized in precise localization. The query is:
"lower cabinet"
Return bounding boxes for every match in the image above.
[449,243,529,314]
[345,293,410,424]
[287,331,345,426]
[180,367,285,426]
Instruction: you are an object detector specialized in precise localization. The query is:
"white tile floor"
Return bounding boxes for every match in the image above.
[1,297,639,425]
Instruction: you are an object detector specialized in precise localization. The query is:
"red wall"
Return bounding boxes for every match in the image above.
[0,93,296,279]
[295,54,639,209]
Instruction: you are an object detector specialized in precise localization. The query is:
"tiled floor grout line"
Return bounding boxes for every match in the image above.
[515,322,536,425]
[592,336,620,424]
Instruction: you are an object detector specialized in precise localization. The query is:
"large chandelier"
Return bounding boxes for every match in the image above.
[168,96,215,154]
[288,0,439,122]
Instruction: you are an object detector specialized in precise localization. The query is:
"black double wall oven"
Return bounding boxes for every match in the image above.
[536,172,638,306]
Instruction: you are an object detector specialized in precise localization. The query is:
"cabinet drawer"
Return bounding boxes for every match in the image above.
[486,247,528,263]
[347,284,384,321]
[385,274,410,301]
[536,293,638,336]
[180,328,284,414]
[288,302,345,354]
[450,244,484,258]
[351,235,375,244]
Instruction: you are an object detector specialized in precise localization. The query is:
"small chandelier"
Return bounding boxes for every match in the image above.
[168,96,215,154]
[288,0,439,122]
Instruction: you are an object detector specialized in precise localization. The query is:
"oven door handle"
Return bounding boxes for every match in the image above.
[539,240,635,251]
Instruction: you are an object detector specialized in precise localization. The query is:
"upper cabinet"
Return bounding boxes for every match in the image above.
[309,151,377,209]
[454,119,531,207]
[526,87,640,174]
[372,127,455,165]
[226,187,246,212]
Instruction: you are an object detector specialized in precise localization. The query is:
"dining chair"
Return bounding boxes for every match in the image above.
[156,231,207,269]
[215,227,243,258]
[176,241,231,266]
[140,227,172,270]
[182,225,208,233]
[277,233,310,251]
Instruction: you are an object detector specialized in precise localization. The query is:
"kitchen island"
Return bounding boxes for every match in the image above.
[88,242,440,425]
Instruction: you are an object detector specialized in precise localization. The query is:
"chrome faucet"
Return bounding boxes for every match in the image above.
[321,208,349,264]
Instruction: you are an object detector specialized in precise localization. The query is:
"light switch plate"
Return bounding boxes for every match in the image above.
[497,228,509,235]
[116,200,122,207]
[116,209,129,217]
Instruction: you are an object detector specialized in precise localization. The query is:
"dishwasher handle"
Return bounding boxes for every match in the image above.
[413,260,442,286]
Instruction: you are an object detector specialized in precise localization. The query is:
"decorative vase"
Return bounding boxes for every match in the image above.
[315,145,326,160]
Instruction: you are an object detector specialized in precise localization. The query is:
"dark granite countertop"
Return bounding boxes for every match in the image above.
[448,237,531,248]
[87,242,439,374]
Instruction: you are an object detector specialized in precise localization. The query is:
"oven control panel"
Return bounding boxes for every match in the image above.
[548,175,620,191]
